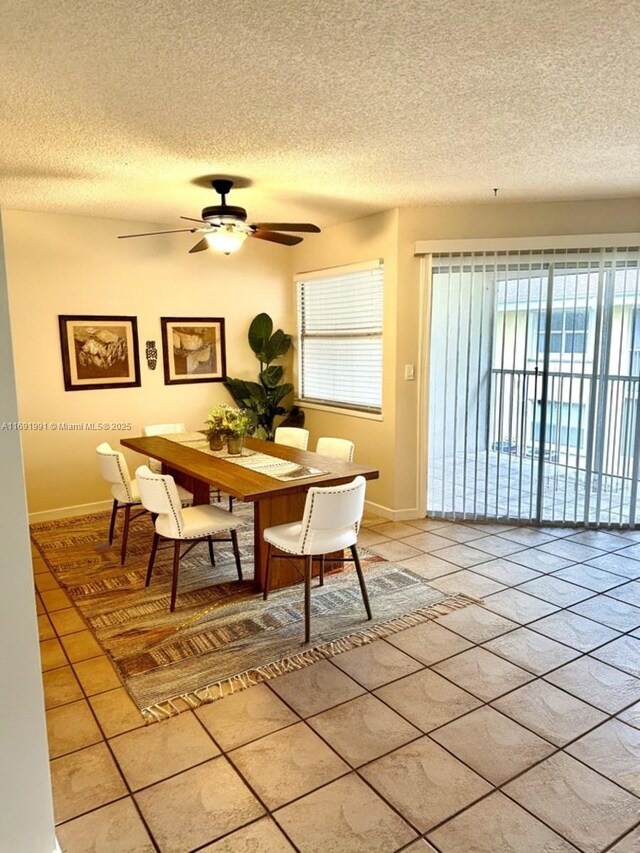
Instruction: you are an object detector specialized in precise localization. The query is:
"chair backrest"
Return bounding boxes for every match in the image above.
[143,423,187,473]
[142,423,186,436]
[315,437,355,462]
[96,442,136,503]
[274,427,309,450]
[297,476,366,554]
[135,465,185,538]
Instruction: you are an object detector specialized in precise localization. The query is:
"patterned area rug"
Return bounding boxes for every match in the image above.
[31,505,474,721]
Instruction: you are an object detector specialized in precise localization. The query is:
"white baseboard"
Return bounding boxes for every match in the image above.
[29,500,113,524]
[365,500,422,522]
[31,499,422,525]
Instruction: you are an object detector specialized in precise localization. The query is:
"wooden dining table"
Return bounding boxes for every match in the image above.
[120,434,379,590]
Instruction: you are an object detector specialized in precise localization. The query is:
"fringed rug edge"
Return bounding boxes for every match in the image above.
[140,591,482,723]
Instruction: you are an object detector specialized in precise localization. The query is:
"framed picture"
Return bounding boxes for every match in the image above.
[58,315,141,391]
[161,317,226,385]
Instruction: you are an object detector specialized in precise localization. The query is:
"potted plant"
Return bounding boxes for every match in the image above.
[205,404,253,453]
[205,404,230,450]
[222,407,253,455]
[225,313,293,440]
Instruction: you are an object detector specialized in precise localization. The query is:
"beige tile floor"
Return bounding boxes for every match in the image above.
[33,512,640,852]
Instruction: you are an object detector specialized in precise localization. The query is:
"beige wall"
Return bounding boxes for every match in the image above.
[3,209,293,516]
[289,209,400,515]
[6,198,640,519]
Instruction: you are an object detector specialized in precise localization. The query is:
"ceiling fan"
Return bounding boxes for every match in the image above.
[118,179,321,255]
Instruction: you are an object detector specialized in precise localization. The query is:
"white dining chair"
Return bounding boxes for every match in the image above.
[142,422,186,472]
[135,465,245,611]
[315,436,355,462]
[96,442,148,565]
[262,476,371,642]
[97,442,192,565]
[274,426,309,450]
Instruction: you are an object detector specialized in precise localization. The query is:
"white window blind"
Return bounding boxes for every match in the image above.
[296,262,383,412]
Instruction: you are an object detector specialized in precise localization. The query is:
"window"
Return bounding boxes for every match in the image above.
[537,309,588,355]
[296,261,383,412]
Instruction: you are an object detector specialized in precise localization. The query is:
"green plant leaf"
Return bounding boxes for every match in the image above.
[248,313,273,360]
[241,381,267,404]
[224,378,252,406]
[263,328,292,363]
[228,314,294,439]
[260,365,284,388]
[270,382,293,405]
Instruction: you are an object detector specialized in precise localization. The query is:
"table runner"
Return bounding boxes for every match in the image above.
[163,432,327,481]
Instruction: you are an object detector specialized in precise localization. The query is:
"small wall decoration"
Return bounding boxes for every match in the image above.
[161,317,226,385]
[145,340,158,370]
[58,315,141,391]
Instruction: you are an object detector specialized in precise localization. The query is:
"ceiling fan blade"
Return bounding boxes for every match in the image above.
[180,215,206,223]
[253,222,320,233]
[118,228,196,239]
[189,238,210,253]
[251,230,303,246]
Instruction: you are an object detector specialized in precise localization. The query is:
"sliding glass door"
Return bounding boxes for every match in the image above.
[427,247,640,527]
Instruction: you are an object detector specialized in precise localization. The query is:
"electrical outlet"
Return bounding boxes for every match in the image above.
[404,364,415,380]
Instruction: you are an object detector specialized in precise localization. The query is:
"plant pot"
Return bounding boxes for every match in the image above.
[208,432,225,451]
[226,435,244,455]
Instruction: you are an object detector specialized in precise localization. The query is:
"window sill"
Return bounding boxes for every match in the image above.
[294,400,384,421]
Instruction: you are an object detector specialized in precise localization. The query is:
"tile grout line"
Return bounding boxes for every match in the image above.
[34,519,640,851]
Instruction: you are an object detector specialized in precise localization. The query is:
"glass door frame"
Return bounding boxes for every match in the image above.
[419,236,640,528]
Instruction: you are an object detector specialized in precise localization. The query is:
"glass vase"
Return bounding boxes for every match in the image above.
[226,435,244,455]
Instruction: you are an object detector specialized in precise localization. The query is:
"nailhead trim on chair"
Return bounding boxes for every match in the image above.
[300,480,361,553]
[162,478,184,536]
[102,446,136,504]
[137,469,183,536]
[139,469,242,540]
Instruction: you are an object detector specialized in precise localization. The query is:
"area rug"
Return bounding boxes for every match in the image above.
[31,504,475,721]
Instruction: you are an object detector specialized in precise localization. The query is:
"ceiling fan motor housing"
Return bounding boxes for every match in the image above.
[201,204,248,224]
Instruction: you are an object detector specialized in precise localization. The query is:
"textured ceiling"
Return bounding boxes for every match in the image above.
[1,0,640,230]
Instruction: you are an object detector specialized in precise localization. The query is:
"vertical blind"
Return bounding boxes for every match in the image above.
[428,246,640,527]
[296,262,383,412]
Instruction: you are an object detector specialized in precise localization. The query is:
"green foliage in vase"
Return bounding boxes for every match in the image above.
[224,313,293,440]
[205,403,253,438]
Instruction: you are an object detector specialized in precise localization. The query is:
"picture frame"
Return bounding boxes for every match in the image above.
[161,317,226,385]
[58,315,141,391]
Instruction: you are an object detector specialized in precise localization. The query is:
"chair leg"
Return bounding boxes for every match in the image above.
[146,532,160,587]
[319,555,325,586]
[229,496,234,512]
[263,542,273,601]
[120,503,131,565]
[304,555,312,643]
[208,536,215,566]
[230,529,243,581]
[350,545,372,620]
[108,499,118,545]
[170,540,181,612]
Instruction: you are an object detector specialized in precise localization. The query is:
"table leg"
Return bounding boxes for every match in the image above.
[163,468,210,505]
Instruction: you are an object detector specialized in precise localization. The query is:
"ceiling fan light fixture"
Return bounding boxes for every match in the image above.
[117,179,320,253]
[204,224,249,255]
